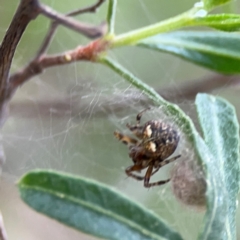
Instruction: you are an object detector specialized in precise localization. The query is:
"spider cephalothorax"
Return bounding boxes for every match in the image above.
[114,108,181,188]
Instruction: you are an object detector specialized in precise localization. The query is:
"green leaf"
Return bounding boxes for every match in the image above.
[18,170,183,240]
[138,31,240,74]
[195,94,240,240]
[196,14,240,31]
[203,0,231,11]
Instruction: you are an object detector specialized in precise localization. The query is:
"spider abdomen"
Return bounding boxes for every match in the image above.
[142,120,179,159]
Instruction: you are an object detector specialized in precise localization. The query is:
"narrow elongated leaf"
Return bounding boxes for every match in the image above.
[203,0,231,11]
[138,31,240,73]
[18,170,183,240]
[196,14,240,31]
[195,94,240,240]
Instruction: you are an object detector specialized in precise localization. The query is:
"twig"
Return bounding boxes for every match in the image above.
[36,0,106,57]
[38,4,106,39]
[8,38,109,98]
[68,0,106,16]
[36,22,58,58]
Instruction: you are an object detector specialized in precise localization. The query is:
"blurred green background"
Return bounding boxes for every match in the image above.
[0,0,240,239]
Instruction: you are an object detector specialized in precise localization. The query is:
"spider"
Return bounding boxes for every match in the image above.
[114,108,181,188]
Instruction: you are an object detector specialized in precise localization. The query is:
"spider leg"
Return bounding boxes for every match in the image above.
[125,164,146,181]
[126,108,151,139]
[144,155,181,188]
[114,131,138,146]
[144,164,170,188]
[126,124,144,139]
[145,178,170,188]
[150,155,181,178]
[149,167,160,177]
[136,107,151,125]
[155,154,181,170]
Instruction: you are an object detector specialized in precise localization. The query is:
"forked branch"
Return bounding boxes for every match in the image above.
[0,0,107,108]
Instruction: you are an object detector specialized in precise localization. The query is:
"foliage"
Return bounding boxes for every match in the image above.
[18,0,240,240]
[19,170,183,240]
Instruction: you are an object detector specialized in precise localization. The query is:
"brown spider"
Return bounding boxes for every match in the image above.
[114,108,181,188]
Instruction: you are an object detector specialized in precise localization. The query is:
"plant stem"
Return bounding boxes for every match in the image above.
[112,8,199,47]
[107,0,117,35]
[99,56,195,134]
[100,57,160,102]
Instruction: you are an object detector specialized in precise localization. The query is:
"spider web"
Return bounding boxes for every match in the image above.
[1,0,238,240]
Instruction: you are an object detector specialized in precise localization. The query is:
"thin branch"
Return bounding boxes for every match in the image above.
[68,0,106,16]
[36,22,58,58]
[38,4,106,39]
[8,39,109,97]
[9,47,90,88]
[36,0,106,58]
